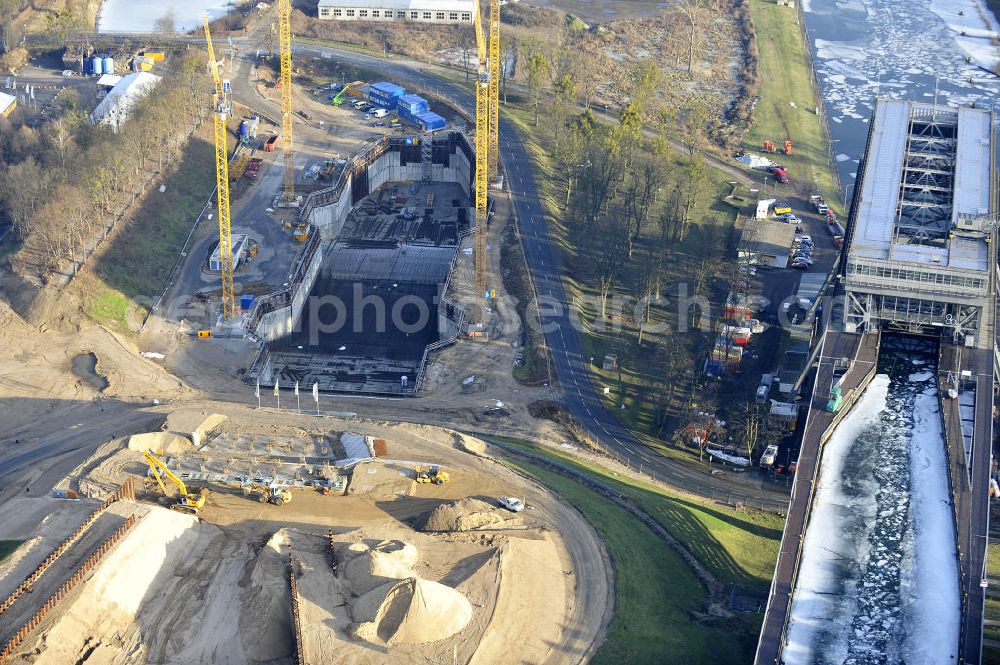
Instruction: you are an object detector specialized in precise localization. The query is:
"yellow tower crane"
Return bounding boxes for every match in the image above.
[473,1,491,324]
[203,16,236,321]
[278,0,295,202]
[488,0,501,180]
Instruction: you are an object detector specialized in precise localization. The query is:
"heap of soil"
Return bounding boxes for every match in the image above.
[343,540,419,595]
[353,577,473,645]
[126,432,192,455]
[419,498,510,532]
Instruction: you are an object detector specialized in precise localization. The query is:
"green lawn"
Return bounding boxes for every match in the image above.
[79,130,217,332]
[93,134,216,303]
[0,540,22,564]
[490,437,782,592]
[505,456,763,664]
[745,0,842,213]
[988,543,1000,579]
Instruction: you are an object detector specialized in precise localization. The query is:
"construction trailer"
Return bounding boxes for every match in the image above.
[368,81,406,109]
[210,234,250,272]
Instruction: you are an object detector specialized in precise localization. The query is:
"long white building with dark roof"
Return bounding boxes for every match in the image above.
[316,0,476,23]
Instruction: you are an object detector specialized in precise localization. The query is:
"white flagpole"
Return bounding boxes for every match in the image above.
[295,381,300,413]
[274,383,279,409]
[312,382,319,415]
[255,379,261,409]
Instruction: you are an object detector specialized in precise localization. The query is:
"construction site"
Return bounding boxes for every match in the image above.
[0,2,617,663]
[245,133,477,397]
[0,406,609,664]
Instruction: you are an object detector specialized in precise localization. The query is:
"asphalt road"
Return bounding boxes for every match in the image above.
[264,43,790,511]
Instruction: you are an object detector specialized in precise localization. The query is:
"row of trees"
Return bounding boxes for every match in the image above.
[0,53,210,282]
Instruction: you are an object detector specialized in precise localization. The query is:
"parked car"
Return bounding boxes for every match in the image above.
[498,496,525,512]
[790,261,809,270]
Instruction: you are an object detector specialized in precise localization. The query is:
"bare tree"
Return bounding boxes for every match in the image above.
[154,10,177,37]
[674,0,707,77]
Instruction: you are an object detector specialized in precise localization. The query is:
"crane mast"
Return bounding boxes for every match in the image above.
[473,3,490,323]
[488,0,500,179]
[203,16,236,321]
[278,0,295,201]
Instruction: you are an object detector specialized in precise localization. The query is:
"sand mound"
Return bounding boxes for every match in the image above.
[420,498,510,532]
[342,540,419,595]
[453,432,487,456]
[239,530,294,660]
[353,577,473,645]
[346,462,413,497]
[127,431,192,455]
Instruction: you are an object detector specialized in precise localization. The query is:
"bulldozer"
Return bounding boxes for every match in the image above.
[144,450,208,513]
[414,465,450,485]
[242,482,293,506]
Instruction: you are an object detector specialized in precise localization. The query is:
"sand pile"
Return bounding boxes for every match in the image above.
[342,540,419,595]
[346,462,413,497]
[353,577,473,645]
[127,431,192,455]
[420,498,511,532]
[239,530,294,660]
[340,538,473,645]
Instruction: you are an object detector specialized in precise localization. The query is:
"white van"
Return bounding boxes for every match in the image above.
[373,108,388,118]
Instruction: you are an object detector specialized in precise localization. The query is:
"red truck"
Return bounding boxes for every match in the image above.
[769,165,789,183]
[263,135,279,152]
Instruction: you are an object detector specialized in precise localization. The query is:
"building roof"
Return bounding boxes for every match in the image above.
[370,81,406,96]
[96,74,122,88]
[90,71,161,129]
[416,111,445,124]
[0,91,15,114]
[851,99,992,272]
[399,93,426,105]
[738,218,796,257]
[317,0,475,9]
[210,234,248,263]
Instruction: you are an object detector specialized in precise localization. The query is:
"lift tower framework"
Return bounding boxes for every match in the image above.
[488,0,500,180]
[472,2,490,323]
[203,16,235,320]
[278,0,295,201]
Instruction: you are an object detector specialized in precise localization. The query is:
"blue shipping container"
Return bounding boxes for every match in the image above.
[369,81,406,110]
[416,111,446,131]
[398,94,428,115]
[240,294,255,310]
[239,121,249,139]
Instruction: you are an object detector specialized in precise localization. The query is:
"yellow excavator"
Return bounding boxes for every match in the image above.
[143,450,208,513]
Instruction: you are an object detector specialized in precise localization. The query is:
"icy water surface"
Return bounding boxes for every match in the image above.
[802,0,1000,189]
[784,340,959,664]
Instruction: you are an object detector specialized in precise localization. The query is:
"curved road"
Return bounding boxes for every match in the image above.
[231,39,789,512]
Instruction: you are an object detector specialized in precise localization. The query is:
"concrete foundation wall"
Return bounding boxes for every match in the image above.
[307,138,473,240]
[257,304,294,342]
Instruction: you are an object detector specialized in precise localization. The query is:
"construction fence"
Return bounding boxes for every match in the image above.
[0,512,138,663]
[0,477,136,617]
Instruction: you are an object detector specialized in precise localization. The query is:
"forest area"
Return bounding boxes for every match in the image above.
[489,1,768,458]
[0,52,210,315]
